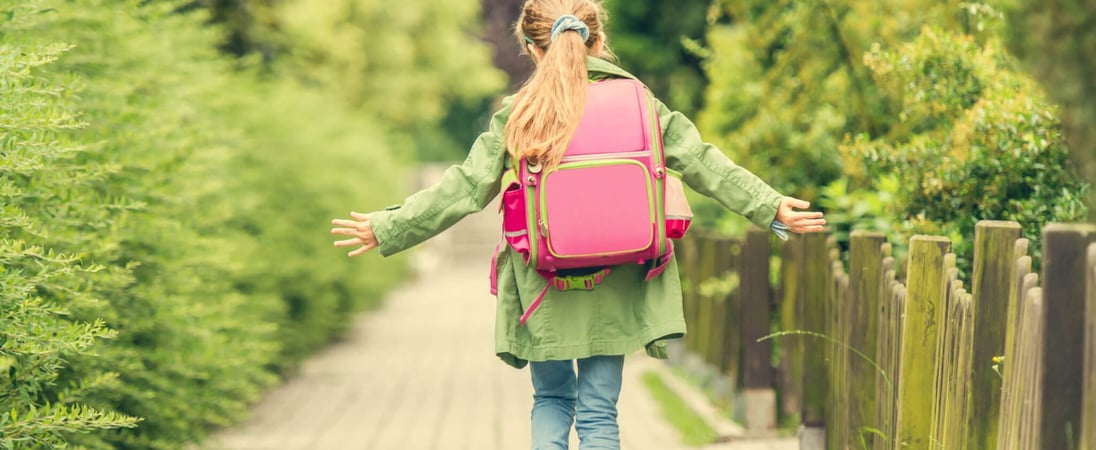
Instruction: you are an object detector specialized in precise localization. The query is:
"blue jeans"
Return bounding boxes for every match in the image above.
[529,355,624,450]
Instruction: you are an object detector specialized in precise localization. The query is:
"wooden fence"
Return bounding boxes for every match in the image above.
[676,229,776,430]
[676,221,1096,450]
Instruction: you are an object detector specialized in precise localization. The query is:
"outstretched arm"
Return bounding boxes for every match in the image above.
[656,99,824,235]
[331,96,516,257]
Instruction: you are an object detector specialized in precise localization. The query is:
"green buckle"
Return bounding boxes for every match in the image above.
[552,269,610,291]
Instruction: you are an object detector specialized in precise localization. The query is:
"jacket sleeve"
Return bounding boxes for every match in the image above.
[656,98,784,230]
[369,96,514,257]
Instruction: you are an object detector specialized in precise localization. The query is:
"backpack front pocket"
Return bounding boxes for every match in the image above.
[540,160,656,259]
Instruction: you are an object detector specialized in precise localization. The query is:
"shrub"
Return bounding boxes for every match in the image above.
[840,25,1087,273]
[1,15,140,446]
[2,0,498,447]
[695,1,1087,271]
[695,0,984,206]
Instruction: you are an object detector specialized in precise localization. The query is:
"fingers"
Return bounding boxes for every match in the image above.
[791,225,826,233]
[333,238,363,248]
[334,234,377,257]
[789,218,827,229]
[331,228,376,245]
[331,227,354,236]
[783,197,811,210]
[331,219,361,229]
[334,235,377,257]
[782,211,825,224]
[347,242,376,257]
[779,204,826,234]
[332,213,377,257]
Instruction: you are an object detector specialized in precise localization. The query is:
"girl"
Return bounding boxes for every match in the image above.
[331,1,825,448]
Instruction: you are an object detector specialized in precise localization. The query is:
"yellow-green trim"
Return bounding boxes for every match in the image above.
[539,159,657,259]
[646,93,668,257]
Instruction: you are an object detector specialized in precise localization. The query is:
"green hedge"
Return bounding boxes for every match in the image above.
[1,0,499,448]
[195,0,507,162]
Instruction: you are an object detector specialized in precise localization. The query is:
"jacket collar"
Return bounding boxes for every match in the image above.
[586,56,638,80]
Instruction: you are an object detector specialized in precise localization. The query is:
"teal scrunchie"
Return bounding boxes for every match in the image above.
[550,15,590,42]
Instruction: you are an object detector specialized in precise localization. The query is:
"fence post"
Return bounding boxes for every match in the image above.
[708,237,730,373]
[723,238,744,402]
[710,236,737,407]
[696,234,716,366]
[937,261,974,450]
[800,232,829,450]
[847,231,886,448]
[966,221,1022,450]
[894,235,951,448]
[1003,239,1031,360]
[828,246,854,450]
[875,244,901,448]
[932,256,956,445]
[998,285,1046,450]
[680,234,699,355]
[1039,224,1095,450]
[1084,243,1096,450]
[742,228,775,432]
[780,235,804,422]
[996,241,1031,450]
[828,242,851,450]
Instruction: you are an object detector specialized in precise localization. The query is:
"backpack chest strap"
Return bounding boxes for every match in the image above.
[553,268,611,291]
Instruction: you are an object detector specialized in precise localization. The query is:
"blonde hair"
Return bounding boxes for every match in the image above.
[504,0,614,171]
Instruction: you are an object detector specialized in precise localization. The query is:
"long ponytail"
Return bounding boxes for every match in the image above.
[505,0,610,171]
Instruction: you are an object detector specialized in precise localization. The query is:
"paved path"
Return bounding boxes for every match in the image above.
[209,261,796,450]
[210,264,680,449]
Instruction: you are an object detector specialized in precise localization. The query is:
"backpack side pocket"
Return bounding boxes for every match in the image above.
[501,180,532,263]
[664,169,692,239]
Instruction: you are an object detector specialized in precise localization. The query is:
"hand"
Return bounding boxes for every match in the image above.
[776,197,826,234]
[331,212,378,257]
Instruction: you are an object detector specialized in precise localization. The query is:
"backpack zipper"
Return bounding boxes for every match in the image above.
[558,150,651,163]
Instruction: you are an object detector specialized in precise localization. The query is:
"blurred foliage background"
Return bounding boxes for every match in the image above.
[687,0,1089,273]
[1,0,501,447]
[0,0,1091,448]
[1003,0,1096,222]
[600,0,714,116]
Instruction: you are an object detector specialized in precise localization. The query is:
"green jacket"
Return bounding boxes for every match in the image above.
[370,57,784,368]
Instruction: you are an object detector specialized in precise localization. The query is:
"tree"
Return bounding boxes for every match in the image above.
[696,0,1087,273]
[602,0,713,114]
[481,0,535,91]
[1005,0,1096,220]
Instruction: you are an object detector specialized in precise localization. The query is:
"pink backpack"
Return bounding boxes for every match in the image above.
[491,78,692,325]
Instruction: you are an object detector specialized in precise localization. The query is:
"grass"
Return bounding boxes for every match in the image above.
[640,370,718,446]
